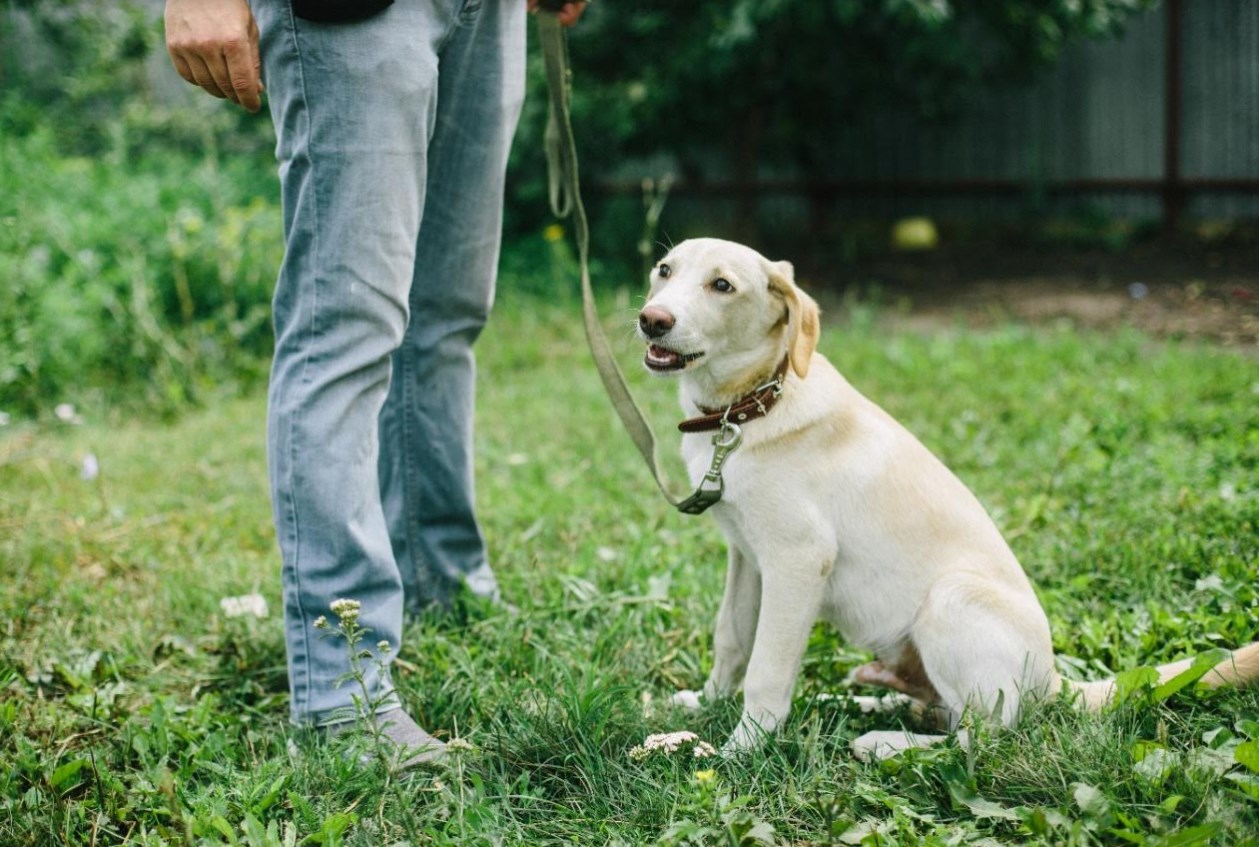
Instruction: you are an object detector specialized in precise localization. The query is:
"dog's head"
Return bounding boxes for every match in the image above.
[637,238,820,400]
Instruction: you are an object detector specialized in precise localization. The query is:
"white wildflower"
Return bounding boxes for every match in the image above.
[376,640,391,653]
[80,453,99,482]
[446,738,476,754]
[330,598,361,623]
[629,730,715,761]
[313,615,329,629]
[220,593,269,619]
[54,403,83,425]
[1195,574,1224,592]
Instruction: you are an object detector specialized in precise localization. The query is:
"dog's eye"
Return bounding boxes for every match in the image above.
[711,278,734,293]
[657,263,672,279]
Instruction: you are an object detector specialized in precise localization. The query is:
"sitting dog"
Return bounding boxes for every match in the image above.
[636,237,1259,755]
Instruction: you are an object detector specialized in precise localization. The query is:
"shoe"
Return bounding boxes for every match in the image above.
[326,709,447,770]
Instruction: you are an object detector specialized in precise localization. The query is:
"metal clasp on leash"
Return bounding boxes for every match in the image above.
[676,420,743,515]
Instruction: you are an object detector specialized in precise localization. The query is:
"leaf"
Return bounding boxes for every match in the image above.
[1132,747,1179,783]
[1151,649,1231,703]
[1187,745,1237,777]
[1150,823,1222,847]
[211,816,240,846]
[1235,740,1259,774]
[301,812,356,846]
[249,774,291,815]
[1072,782,1110,821]
[241,814,268,846]
[947,780,1021,821]
[48,758,87,791]
[1237,719,1259,741]
[1112,666,1159,705]
[1226,773,1259,802]
[738,819,777,846]
[1202,727,1234,748]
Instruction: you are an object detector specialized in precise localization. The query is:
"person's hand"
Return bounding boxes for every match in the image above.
[528,0,588,28]
[165,0,264,112]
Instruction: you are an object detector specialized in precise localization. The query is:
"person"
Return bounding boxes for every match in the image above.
[163,0,585,764]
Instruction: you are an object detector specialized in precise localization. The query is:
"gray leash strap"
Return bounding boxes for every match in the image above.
[537,13,733,515]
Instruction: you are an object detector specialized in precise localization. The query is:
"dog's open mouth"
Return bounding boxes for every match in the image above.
[644,344,704,372]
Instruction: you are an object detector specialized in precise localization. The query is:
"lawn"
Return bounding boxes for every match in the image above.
[2,291,1257,846]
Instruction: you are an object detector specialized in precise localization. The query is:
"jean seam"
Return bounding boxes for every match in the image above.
[399,330,427,600]
[282,0,321,723]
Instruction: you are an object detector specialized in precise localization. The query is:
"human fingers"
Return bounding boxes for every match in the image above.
[223,26,264,112]
[558,2,587,27]
[201,49,241,105]
[528,0,585,25]
[169,50,197,87]
[186,53,230,100]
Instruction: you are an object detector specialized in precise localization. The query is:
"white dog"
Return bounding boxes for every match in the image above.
[637,237,1259,755]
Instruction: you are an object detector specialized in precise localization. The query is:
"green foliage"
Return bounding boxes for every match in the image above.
[0,128,280,417]
[512,0,1158,261]
[0,1,155,153]
[545,0,1158,181]
[2,298,1257,845]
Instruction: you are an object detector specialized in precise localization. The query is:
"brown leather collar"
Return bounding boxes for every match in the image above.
[678,357,790,433]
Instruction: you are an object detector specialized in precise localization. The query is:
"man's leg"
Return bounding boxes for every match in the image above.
[255,0,457,726]
[377,0,527,610]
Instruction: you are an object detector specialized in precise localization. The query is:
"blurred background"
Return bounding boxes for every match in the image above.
[1,0,1256,420]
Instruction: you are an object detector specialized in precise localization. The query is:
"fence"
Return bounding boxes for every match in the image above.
[598,0,1259,230]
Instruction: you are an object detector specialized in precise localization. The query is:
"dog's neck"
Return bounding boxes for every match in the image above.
[678,356,790,433]
[679,347,790,416]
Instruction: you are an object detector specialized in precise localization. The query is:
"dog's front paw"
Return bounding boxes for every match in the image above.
[720,720,767,756]
[670,690,703,711]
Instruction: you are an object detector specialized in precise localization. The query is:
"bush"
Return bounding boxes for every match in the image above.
[0,127,281,417]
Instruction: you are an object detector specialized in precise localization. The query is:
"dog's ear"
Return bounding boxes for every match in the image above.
[768,260,820,378]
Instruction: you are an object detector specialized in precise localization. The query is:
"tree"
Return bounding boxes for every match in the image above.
[516,0,1157,251]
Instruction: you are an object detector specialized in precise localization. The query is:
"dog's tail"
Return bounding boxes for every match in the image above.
[1064,641,1259,710]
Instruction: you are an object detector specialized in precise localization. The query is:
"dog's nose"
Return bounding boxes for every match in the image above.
[638,305,675,338]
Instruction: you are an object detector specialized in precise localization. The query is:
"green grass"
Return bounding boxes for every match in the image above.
[2,292,1257,846]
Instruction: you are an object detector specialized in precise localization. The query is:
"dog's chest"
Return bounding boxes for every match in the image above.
[681,433,758,504]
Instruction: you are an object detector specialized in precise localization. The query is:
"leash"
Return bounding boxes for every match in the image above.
[536,11,738,515]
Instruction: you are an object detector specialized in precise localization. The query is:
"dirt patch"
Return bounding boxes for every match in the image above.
[826,237,1259,350]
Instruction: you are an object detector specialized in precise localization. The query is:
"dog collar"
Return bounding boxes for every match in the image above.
[677,357,790,434]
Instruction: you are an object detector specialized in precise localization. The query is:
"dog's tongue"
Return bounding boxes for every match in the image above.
[647,345,681,367]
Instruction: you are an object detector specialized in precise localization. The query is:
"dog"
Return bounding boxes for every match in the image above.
[636,237,1259,755]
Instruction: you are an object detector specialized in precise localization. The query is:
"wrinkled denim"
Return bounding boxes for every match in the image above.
[253,0,525,725]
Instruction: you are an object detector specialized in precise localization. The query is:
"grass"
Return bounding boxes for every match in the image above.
[2,290,1257,846]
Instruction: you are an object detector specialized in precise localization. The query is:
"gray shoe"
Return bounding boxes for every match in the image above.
[327,709,447,770]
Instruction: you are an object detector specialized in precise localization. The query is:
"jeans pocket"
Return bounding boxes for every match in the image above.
[292,0,394,23]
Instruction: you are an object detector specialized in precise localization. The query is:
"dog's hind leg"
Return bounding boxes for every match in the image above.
[910,571,1059,729]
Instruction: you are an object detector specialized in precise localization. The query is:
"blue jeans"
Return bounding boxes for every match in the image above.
[254,0,526,726]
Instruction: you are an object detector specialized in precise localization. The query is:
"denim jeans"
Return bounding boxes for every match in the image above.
[253,0,526,726]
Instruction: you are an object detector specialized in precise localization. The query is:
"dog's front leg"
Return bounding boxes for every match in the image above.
[705,546,761,700]
[674,547,761,711]
[723,557,828,753]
